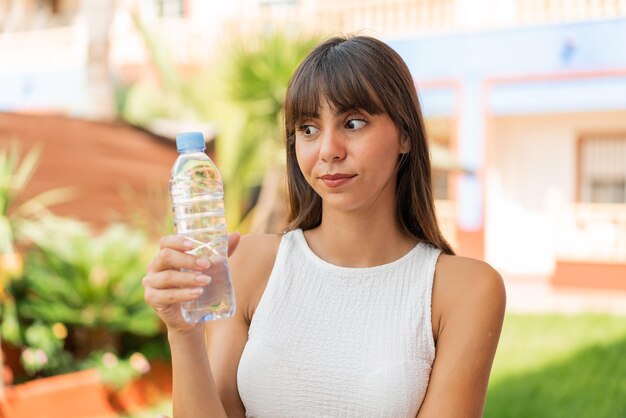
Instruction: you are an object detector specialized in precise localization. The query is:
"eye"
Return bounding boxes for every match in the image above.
[297,124,320,136]
[345,118,366,130]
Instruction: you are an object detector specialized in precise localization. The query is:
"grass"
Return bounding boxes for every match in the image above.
[122,313,626,417]
[485,313,626,418]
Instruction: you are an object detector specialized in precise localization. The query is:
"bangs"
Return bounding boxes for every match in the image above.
[285,45,385,132]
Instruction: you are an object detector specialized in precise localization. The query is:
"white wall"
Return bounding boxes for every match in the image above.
[485,110,626,277]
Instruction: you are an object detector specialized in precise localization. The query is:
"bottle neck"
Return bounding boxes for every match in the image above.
[179,148,206,154]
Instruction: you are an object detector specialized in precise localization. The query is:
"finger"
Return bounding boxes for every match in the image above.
[143,271,211,290]
[148,247,207,273]
[160,235,196,252]
[228,232,241,257]
[144,286,204,307]
[162,233,240,257]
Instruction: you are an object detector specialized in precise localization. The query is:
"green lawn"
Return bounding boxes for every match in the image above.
[123,313,626,418]
[485,313,626,418]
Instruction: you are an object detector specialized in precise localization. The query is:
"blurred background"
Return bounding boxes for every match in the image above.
[0,1,625,417]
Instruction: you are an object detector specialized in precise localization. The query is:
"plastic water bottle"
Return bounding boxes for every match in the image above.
[169,132,235,323]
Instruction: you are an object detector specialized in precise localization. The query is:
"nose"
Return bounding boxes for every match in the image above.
[319,128,346,163]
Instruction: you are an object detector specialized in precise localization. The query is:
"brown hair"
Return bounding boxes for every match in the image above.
[284,35,454,255]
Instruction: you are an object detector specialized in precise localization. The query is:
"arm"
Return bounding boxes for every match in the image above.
[143,233,246,418]
[417,255,506,418]
[167,326,230,418]
[204,234,280,417]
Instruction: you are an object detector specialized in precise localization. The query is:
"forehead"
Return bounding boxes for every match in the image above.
[298,97,360,119]
[288,65,385,123]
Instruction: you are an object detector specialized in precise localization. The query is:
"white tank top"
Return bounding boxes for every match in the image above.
[237,229,440,418]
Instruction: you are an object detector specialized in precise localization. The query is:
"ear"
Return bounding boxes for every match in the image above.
[399,135,410,154]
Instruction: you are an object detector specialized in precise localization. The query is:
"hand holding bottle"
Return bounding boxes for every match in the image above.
[143,233,240,334]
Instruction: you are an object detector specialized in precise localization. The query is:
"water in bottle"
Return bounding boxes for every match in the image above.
[169,132,235,322]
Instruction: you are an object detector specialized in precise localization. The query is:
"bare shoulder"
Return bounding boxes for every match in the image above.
[231,233,282,267]
[435,254,505,295]
[432,254,506,339]
[435,254,504,298]
[229,233,282,322]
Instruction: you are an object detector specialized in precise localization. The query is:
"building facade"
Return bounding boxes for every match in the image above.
[2,0,625,289]
[389,18,626,290]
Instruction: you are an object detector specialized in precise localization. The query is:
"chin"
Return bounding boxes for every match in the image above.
[320,195,363,212]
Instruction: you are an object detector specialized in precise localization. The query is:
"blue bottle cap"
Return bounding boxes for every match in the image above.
[176,132,206,152]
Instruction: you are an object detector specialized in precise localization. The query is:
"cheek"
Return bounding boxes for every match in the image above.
[357,143,396,169]
[295,142,318,173]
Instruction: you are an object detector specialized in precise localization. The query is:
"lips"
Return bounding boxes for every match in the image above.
[320,173,354,180]
[319,173,356,188]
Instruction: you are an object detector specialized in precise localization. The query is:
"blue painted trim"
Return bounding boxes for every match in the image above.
[391,19,626,115]
[389,18,626,79]
[0,69,87,113]
[418,87,457,117]
[489,76,626,115]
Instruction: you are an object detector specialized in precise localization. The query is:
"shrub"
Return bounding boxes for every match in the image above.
[2,216,166,386]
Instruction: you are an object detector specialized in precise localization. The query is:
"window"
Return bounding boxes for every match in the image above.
[579,136,626,204]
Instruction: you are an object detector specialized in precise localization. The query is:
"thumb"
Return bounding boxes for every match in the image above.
[227,232,241,257]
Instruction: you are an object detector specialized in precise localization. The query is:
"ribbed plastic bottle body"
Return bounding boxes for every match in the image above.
[169,150,235,322]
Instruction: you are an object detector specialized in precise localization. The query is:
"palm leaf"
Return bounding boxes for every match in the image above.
[0,142,77,254]
[217,31,321,228]
[13,186,78,219]
[10,143,42,194]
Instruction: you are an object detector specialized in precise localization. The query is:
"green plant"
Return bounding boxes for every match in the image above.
[217,31,321,228]
[5,216,165,386]
[0,141,76,392]
[117,15,320,230]
[83,350,151,389]
[120,11,212,127]
[0,141,74,257]
[19,321,74,376]
[21,217,159,339]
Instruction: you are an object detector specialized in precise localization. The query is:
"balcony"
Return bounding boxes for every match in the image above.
[225,0,626,40]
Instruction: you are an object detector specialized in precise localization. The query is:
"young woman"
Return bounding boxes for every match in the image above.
[143,35,506,418]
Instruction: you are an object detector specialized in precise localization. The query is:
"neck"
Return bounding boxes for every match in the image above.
[303,207,417,268]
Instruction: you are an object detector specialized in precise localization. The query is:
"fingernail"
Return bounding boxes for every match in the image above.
[196,257,210,268]
[190,287,203,296]
[183,240,194,249]
[195,275,211,284]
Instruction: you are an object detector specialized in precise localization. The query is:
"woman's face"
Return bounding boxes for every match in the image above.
[294,98,409,215]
